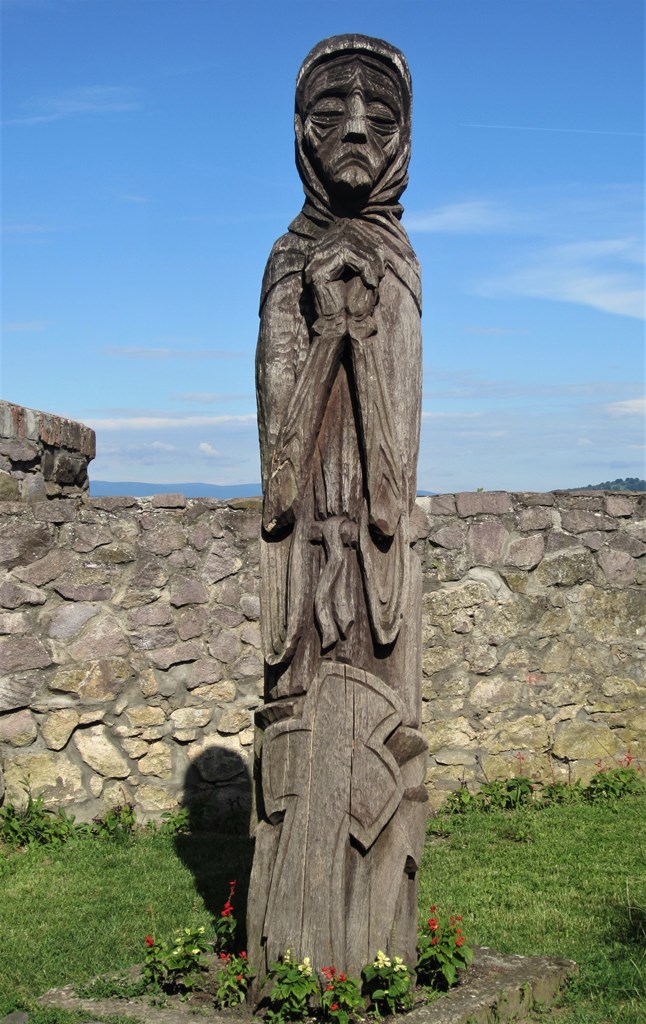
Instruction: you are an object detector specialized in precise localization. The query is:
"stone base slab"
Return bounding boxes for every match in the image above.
[35,946,577,1024]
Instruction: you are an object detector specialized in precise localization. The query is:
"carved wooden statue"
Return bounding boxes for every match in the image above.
[247,34,428,985]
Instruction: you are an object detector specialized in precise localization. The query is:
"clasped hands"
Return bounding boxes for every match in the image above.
[305,221,385,342]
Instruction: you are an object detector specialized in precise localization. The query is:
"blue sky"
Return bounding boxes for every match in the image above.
[2,0,644,492]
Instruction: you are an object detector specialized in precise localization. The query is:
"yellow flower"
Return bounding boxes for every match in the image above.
[374,950,391,968]
[298,956,312,977]
[192,948,201,955]
[393,956,407,972]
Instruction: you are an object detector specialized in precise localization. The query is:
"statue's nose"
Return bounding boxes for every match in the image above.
[341,93,368,142]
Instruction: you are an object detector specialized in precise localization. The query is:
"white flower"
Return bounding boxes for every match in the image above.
[192,948,201,955]
[393,956,407,972]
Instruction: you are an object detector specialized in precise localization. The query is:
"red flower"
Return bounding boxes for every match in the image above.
[331,1004,339,1011]
[338,973,346,982]
[220,952,230,962]
[236,974,244,982]
[321,966,336,981]
[240,951,247,959]
[429,905,437,912]
[430,937,438,946]
[145,935,154,947]
[456,937,465,947]
[427,917,438,931]
[326,985,333,991]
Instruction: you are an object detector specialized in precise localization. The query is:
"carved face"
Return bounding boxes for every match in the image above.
[302,55,403,206]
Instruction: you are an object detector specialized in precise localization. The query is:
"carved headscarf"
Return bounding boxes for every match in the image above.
[262,34,421,310]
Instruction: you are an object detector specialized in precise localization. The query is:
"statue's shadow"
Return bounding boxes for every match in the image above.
[173,745,255,949]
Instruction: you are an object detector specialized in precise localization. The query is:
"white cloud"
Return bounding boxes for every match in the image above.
[405,201,509,234]
[198,442,220,457]
[172,391,253,403]
[104,346,243,361]
[604,398,645,417]
[5,86,142,126]
[478,236,644,319]
[1,320,46,332]
[86,414,257,431]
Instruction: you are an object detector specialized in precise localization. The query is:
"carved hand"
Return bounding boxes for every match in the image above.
[305,222,385,328]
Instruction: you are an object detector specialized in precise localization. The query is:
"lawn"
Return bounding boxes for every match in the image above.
[1,798,644,1023]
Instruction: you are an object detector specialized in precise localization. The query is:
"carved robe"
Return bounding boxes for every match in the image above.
[247,34,428,984]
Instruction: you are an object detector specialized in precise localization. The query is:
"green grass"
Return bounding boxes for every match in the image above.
[1,799,644,1023]
[422,799,646,1023]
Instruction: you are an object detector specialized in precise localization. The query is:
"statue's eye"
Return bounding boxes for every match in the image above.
[367,104,398,133]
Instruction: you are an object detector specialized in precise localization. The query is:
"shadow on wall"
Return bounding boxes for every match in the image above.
[174,744,254,946]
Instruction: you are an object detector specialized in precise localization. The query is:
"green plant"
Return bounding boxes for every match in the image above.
[320,965,364,1024]
[539,780,583,806]
[156,807,192,836]
[479,776,534,811]
[362,950,413,1017]
[213,879,238,951]
[439,785,483,816]
[265,951,319,1023]
[91,804,137,843]
[585,764,645,804]
[0,781,86,848]
[416,907,473,990]
[213,951,252,1008]
[141,926,209,993]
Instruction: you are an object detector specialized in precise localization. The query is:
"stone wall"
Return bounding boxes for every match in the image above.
[0,401,95,502]
[0,485,643,818]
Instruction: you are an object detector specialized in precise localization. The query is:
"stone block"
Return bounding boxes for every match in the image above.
[126,603,172,629]
[0,709,37,746]
[429,523,466,549]
[425,494,456,515]
[463,640,498,674]
[127,705,165,728]
[136,784,177,812]
[189,680,237,702]
[209,630,243,663]
[138,741,173,777]
[218,708,252,734]
[0,636,52,672]
[177,606,209,640]
[0,580,46,608]
[561,510,617,534]
[49,658,131,702]
[151,493,186,508]
[170,575,209,606]
[552,719,618,760]
[240,594,260,620]
[518,507,553,531]
[534,548,596,586]
[456,491,512,517]
[149,639,202,670]
[505,534,544,569]
[484,714,549,754]
[187,659,223,688]
[203,542,243,584]
[469,676,522,711]
[41,709,79,749]
[73,725,129,777]
[54,582,113,601]
[605,494,635,516]
[47,603,98,639]
[13,548,71,585]
[4,750,85,807]
[597,547,637,584]
[0,611,29,635]
[0,521,51,568]
[0,472,21,501]
[424,716,476,752]
[68,615,129,660]
[170,706,212,730]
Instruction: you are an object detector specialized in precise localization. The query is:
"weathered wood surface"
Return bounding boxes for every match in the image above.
[247,34,427,989]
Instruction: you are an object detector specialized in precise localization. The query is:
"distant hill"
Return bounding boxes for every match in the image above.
[91,480,439,499]
[90,481,262,499]
[573,477,646,492]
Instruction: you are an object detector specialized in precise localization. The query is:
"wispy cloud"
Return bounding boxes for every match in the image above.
[421,411,482,421]
[103,346,244,361]
[478,237,644,319]
[461,122,645,138]
[5,85,142,126]
[604,398,645,417]
[405,200,510,234]
[2,320,46,332]
[87,414,257,431]
[172,391,253,403]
